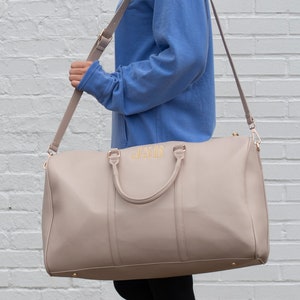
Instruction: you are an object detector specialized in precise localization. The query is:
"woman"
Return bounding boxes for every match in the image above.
[69,0,215,299]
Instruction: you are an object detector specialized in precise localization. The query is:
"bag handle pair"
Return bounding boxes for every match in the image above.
[48,0,260,154]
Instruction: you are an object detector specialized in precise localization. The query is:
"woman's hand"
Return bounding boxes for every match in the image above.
[69,61,93,88]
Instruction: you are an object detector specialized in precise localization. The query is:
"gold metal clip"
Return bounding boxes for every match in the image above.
[43,146,56,169]
[251,128,262,152]
[43,153,53,170]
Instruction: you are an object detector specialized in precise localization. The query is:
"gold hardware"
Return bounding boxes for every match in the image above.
[98,29,105,40]
[107,148,121,159]
[43,145,57,169]
[173,145,186,152]
[232,132,239,137]
[72,272,78,277]
[43,152,54,170]
[251,128,262,152]
[232,262,237,266]
[173,145,186,160]
[97,29,113,46]
[108,148,121,166]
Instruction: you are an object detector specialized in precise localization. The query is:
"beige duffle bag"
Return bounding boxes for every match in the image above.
[42,0,269,280]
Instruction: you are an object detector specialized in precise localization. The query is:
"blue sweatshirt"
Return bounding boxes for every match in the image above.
[78,0,216,149]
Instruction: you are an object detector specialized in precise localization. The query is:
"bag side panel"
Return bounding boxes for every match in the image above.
[181,137,257,262]
[245,143,269,262]
[42,171,54,274]
[45,151,114,273]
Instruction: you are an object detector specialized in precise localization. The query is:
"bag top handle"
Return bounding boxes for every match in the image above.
[48,0,260,154]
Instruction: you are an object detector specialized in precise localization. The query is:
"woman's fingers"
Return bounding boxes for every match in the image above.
[69,61,93,88]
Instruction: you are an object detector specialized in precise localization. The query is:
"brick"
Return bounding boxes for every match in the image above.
[232,58,287,76]
[0,78,10,95]
[0,212,40,231]
[11,270,70,288]
[282,265,300,280]
[263,163,300,181]
[101,281,126,300]
[41,289,102,300]
[264,184,286,202]
[194,272,220,282]
[289,59,300,75]
[0,194,10,210]
[267,204,300,221]
[1,40,67,58]
[256,0,300,13]
[259,141,285,160]
[256,80,300,97]
[72,277,102,288]
[286,185,300,201]
[286,142,300,159]
[214,58,227,76]
[221,265,280,282]
[255,284,300,300]
[194,284,254,300]
[0,290,41,300]
[0,59,36,76]
[7,154,44,173]
[289,101,300,117]
[0,174,42,193]
[0,251,41,268]
[0,232,10,249]
[0,134,39,154]
[269,223,286,241]
[213,0,254,13]
[285,225,300,240]
[0,271,9,287]
[215,79,254,97]
[0,19,38,39]
[214,37,254,55]
[11,232,42,250]
[7,1,58,18]
[9,193,43,212]
[36,58,71,76]
[228,18,289,35]
[269,243,300,261]
[6,77,70,96]
[0,2,9,18]
[224,101,287,119]
[258,121,300,139]
[214,120,300,139]
[290,18,300,35]
[255,37,300,55]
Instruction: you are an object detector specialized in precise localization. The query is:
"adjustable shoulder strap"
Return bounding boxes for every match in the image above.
[209,0,254,127]
[209,0,261,146]
[48,0,259,154]
[48,0,131,153]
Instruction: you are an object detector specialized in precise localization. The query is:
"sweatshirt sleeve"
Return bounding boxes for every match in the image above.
[78,0,211,116]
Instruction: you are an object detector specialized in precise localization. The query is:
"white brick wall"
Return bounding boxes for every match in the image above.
[0,0,299,299]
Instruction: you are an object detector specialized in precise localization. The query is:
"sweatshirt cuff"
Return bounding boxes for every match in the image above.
[77,61,114,102]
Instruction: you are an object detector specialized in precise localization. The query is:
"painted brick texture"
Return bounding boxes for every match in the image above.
[0,0,299,299]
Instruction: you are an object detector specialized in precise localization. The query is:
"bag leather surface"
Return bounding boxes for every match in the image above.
[42,137,269,280]
[42,0,269,280]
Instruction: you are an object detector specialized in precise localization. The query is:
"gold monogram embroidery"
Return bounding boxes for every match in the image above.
[131,145,165,159]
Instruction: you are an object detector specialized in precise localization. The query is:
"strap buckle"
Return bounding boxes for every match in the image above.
[96,29,113,50]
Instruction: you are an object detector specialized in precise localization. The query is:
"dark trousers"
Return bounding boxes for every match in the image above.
[114,275,195,300]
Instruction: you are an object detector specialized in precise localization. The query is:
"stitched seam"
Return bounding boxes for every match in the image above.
[244,138,258,259]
